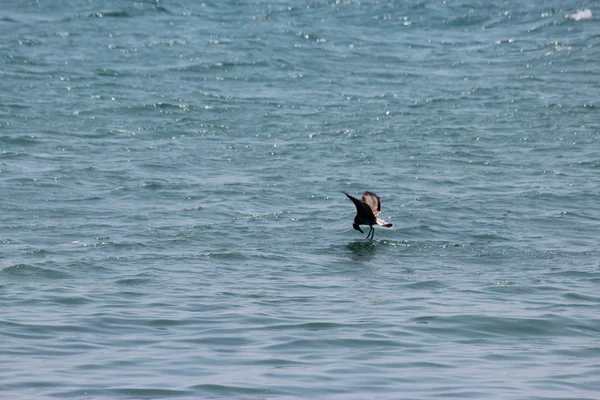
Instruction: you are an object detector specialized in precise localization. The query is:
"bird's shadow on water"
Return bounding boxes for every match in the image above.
[346,240,379,261]
[345,238,414,262]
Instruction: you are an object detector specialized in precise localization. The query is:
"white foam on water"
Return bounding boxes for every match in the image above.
[567,9,592,21]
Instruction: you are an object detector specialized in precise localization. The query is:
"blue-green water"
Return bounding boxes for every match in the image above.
[2,1,600,398]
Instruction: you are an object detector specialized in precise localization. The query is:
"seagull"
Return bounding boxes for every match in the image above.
[343,191,393,239]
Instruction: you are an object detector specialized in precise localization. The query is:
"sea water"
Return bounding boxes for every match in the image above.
[1,1,600,398]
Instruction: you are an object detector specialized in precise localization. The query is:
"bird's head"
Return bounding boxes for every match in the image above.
[352,222,364,233]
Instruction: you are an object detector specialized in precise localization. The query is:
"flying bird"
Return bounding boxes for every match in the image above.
[343,191,393,239]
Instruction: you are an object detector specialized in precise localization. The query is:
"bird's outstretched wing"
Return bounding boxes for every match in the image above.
[343,192,363,211]
[362,192,381,216]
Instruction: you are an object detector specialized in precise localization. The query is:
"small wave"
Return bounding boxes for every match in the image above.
[99,388,190,398]
[0,135,38,146]
[87,11,132,19]
[443,11,490,27]
[196,252,249,261]
[183,206,203,211]
[141,180,165,189]
[95,69,121,77]
[262,321,347,331]
[188,384,278,397]
[2,263,30,272]
[152,102,192,111]
[114,277,153,286]
[238,211,290,220]
[404,280,447,289]
[1,264,71,279]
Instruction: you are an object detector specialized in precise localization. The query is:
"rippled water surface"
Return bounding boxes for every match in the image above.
[2,0,600,398]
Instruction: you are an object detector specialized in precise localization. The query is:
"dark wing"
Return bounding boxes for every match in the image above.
[343,192,363,212]
[362,192,381,216]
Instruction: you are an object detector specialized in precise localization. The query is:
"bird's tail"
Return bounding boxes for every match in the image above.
[376,218,393,228]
